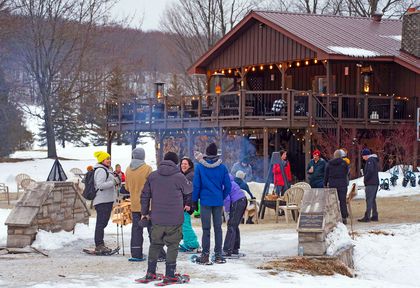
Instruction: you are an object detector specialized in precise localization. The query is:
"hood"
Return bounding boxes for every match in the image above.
[130,159,145,170]
[158,160,181,176]
[368,154,379,160]
[195,151,222,168]
[200,157,222,168]
[329,157,345,166]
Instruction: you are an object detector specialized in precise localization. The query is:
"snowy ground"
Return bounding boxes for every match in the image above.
[0,209,419,288]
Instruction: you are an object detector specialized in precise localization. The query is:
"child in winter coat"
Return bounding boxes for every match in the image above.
[223,174,247,256]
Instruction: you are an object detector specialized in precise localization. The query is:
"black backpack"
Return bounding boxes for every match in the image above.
[82,167,109,200]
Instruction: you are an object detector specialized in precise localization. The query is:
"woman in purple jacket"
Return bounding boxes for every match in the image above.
[223,174,247,256]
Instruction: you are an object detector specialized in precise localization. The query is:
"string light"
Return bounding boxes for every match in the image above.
[269,65,273,70]
[305,60,309,65]
[296,62,300,67]
[260,65,264,70]
[314,59,318,64]
[252,67,256,72]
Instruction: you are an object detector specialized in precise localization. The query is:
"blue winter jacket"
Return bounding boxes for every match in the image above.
[192,155,231,206]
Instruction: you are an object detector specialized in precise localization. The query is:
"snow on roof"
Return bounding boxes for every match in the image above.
[379,35,402,41]
[328,46,380,57]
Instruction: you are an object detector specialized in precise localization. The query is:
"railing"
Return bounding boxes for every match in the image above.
[106,91,414,129]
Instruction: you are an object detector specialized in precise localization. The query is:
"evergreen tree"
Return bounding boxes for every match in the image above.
[0,69,32,157]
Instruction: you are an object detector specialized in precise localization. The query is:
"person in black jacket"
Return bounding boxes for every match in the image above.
[358,148,380,222]
[324,149,349,224]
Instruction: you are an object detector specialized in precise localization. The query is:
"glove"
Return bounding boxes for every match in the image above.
[191,202,198,212]
[225,212,230,222]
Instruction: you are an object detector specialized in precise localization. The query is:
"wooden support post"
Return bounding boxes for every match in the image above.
[263,128,269,180]
[304,132,311,181]
[107,131,115,155]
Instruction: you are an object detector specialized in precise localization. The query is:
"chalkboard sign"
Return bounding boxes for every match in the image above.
[298,213,324,230]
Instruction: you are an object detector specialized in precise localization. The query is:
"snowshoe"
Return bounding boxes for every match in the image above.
[128,255,147,262]
[179,244,202,254]
[418,175,420,185]
[409,172,416,187]
[190,254,213,265]
[135,273,164,284]
[82,246,119,256]
[155,274,190,286]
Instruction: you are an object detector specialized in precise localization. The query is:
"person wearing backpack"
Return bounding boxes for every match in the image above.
[93,151,117,254]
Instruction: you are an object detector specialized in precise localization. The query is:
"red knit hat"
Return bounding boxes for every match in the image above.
[312,149,321,157]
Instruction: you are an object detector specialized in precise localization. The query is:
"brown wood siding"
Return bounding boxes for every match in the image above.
[208,21,316,70]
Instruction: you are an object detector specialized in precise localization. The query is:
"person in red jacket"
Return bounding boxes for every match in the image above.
[272,150,292,196]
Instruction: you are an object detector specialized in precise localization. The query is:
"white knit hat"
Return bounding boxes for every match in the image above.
[236,170,246,180]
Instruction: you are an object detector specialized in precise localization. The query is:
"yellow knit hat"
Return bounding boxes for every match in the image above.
[94,151,110,163]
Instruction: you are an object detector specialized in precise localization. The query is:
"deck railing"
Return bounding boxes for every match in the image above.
[106,91,414,129]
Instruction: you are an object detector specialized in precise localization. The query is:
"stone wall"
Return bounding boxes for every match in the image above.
[6,182,90,248]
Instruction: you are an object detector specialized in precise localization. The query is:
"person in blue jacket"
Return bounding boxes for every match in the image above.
[192,143,231,265]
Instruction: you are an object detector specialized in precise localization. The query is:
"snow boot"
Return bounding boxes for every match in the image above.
[195,253,212,265]
[95,244,112,254]
[213,254,226,264]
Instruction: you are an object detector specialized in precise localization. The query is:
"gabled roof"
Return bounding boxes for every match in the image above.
[189,11,419,74]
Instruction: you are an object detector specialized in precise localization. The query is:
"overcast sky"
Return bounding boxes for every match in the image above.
[111,0,176,30]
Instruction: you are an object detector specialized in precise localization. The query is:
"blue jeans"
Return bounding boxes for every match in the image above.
[200,205,223,255]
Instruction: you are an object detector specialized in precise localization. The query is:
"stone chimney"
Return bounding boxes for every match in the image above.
[401,8,420,58]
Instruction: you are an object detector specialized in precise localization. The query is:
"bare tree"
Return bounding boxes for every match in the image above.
[9,0,116,158]
[161,0,262,96]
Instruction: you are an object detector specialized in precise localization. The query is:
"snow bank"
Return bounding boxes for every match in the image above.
[326,223,353,256]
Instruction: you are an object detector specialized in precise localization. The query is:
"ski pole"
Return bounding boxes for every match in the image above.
[121,224,125,256]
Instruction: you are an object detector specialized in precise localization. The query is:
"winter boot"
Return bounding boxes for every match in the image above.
[195,253,212,265]
[95,244,112,254]
[246,216,254,224]
[213,254,226,264]
[165,262,177,278]
[147,260,158,274]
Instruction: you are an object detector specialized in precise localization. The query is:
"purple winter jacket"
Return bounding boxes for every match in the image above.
[141,160,192,226]
[223,175,246,213]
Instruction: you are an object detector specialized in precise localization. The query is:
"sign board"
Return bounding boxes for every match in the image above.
[417,108,420,141]
[298,213,324,230]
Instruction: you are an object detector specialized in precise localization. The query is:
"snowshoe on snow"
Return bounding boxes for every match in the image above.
[82,246,120,256]
[155,274,190,286]
[390,174,398,186]
[135,273,164,284]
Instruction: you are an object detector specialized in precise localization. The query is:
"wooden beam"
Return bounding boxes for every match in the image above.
[263,128,269,179]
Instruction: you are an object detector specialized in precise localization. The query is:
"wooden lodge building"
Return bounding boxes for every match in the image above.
[107,10,420,181]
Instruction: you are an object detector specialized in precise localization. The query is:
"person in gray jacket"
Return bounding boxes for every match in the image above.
[140,152,192,284]
[92,151,117,254]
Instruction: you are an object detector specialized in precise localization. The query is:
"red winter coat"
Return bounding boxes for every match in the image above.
[273,162,292,186]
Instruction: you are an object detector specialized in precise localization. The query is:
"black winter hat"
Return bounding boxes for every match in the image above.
[206,143,218,156]
[164,152,179,165]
